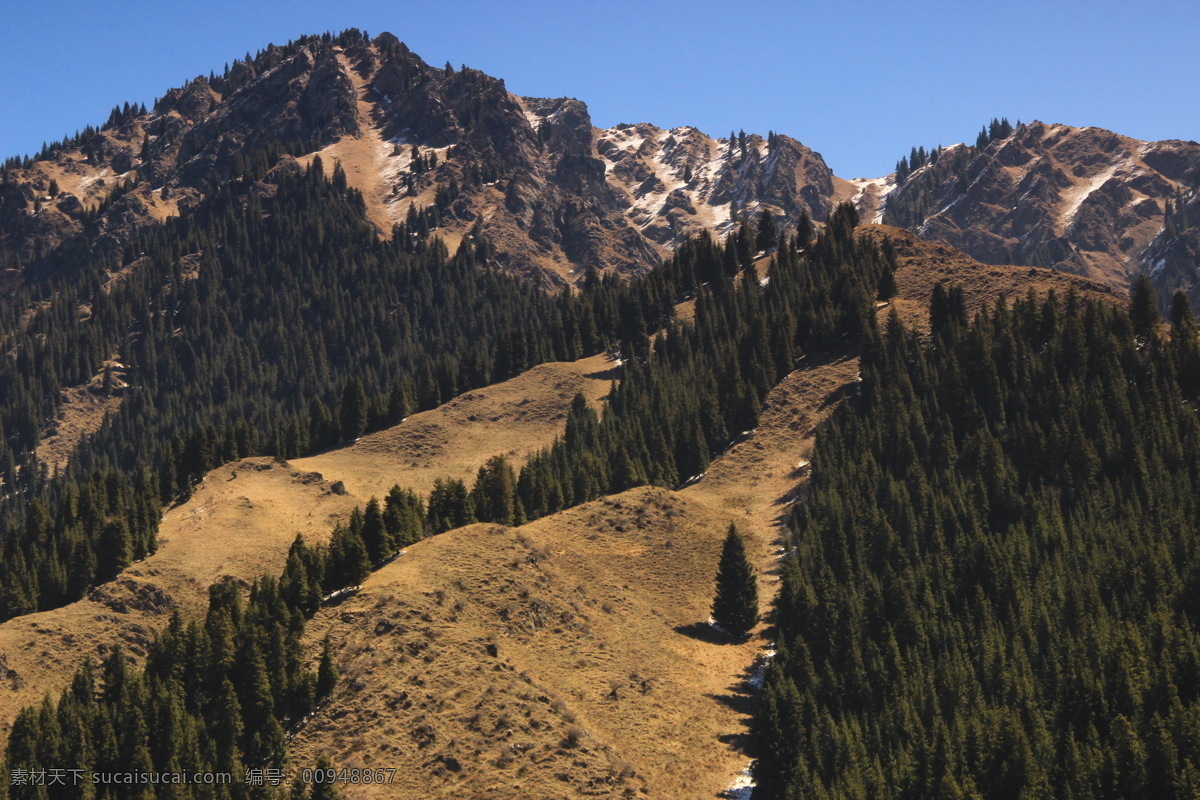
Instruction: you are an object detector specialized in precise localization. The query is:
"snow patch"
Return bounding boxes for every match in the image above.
[515,97,544,132]
[1058,163,1121,229]
[628,128,687,224]
[746,647,777,691]
[848,175,897,224]
[75,167,112,192]
[721,646,777,799]
[598,124,736,238]
[723,765,755,800]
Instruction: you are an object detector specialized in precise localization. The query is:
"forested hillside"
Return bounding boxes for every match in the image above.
[2,200,898,796]
[754,280,1200,798]
[0,150,602,619]
[0,141,735,620]
[4,26,1198,797]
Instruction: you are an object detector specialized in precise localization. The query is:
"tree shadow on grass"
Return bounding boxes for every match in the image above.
[584,364,623,382]
[674,621,744,645]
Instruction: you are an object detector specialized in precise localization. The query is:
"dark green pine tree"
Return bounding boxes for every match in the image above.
[1170,290,1200,399]
[316,636,338,700]
[326,524,370,590]
[310,754,341,800]
[877,263,898,301]
[96,518,132,580]
[359,497,390,562]
[338,378,368,442]
[1130,273,1159,341]
[711,523,759,639]
[470,455,517,525]
[756,209,778,252]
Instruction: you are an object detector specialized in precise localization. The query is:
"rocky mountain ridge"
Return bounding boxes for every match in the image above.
[878,121,1200,307]
[3,29,1198,299]
[0,30,836,288]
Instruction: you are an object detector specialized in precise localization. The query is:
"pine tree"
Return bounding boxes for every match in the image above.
[756,209,777,252]
[316,637,338,700]
[877,263,898,301]
[470,455,517,525]
[326,524,369,590]
[338,378,367,441]
[1170,290,1200,399]
[310,755,340,800]
[1130,274,1159,341]
[97,519,131,579]
[711,523,759,639]
[359,498,389,562]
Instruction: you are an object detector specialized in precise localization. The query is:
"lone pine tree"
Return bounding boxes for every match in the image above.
[317,636,339,700]
[711,523,759,639]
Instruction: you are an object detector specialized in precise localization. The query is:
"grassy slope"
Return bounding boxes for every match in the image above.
[0,355,614,741]
[860,224,1124,333]
[292,354,615,501]
[0,230,1125,796]
[284,345,864,799]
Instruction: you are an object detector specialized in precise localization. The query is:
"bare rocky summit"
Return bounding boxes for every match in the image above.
[878,122,1200,307]
[3,30,1198,301]
[0,31,839,288]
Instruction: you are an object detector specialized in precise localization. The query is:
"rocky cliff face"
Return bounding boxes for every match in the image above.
[878,122,1200,304]
[596,125,833,252]
[21,34,1197,299]
[0,31,840,288]
[1138,185,1200,309]
[0,34,363,280]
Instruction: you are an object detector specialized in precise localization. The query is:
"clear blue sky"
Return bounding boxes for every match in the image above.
[3,0,1197,178]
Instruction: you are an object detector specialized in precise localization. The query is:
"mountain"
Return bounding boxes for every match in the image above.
[5,25,1200,800]
[0,30,836,289]
[0,217,1115,798]
[878,121,1200,307]
[7,31,1196,301]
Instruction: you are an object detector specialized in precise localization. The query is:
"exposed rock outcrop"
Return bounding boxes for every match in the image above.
[881,122,1200,303]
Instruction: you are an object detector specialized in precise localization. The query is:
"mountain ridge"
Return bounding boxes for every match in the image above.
[2,29,1196,297]
[0,30,838,288]
[879,119,1200,307]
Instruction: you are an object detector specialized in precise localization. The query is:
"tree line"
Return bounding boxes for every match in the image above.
[752,281,1200,799]
[512,204,896,522]
[2,543,340,800]
[0,148,694,622]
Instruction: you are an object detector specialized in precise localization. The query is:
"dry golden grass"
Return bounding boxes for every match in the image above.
[0,356,615,743]
[860,224,1124,333]
[0,458,358,739]
[286,349,863,799]
[36,358,131,473]
[293,354,616,502]
[36,387,123,474]
[290,487,768,800]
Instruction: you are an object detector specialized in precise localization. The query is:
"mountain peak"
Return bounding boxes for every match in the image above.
[881,119,1200,304]
[0,32,839,287]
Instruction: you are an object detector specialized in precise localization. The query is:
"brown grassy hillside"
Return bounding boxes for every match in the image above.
[293,354,616,501]
[0,356,614,741]
[0,232,1127,797]
[285,344,865,799]
[0,457,357,737]
[860,224,1125,332]
[289,489,764,799]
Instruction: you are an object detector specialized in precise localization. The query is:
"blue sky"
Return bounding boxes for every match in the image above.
[3,0,1197,178]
